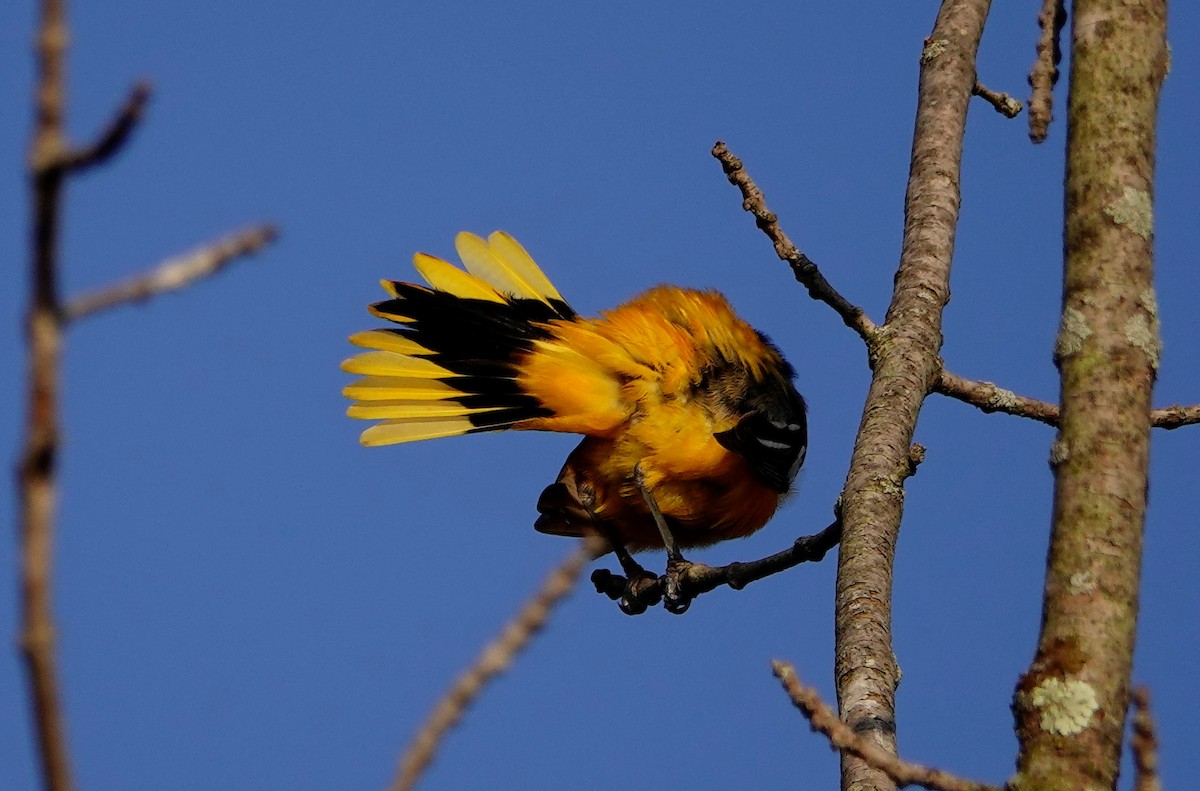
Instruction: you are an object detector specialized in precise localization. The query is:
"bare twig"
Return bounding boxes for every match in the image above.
[771,661,1003,791]
[1130,687,1162,791]
[711,140,879,347]
[64,225,278,321]
[591,517,842,614]
[1149,402,1200,430]
[390,537,605,791]
[934,369,1059,426]
[936,369,1200,430]
[1027,0,1066,142]
[972,80,1023,118]
[22,0,74,788]
[58,81,151,173]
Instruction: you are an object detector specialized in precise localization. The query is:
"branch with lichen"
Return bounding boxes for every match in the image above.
[935,368,1200,429]
[973,80,1023,118]
[1012,3,1168,788]
[771,661,1002,791]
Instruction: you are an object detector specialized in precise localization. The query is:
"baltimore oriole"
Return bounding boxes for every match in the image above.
[343,232,807,606]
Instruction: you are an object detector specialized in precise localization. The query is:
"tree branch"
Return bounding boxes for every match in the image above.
[936,368,1200,430]
[830,6,991,788]
[771,661,1003,791]
[711,141,879,348]
[972,80,1023,118]
[934,368,1059,426]
[591,517,843,614]
[1027,0,1066,143]
[390,537,605,791]
[58,81,151,173]
[1149,402,1200,430]
[22,1,74,788]
[64,225,279,322]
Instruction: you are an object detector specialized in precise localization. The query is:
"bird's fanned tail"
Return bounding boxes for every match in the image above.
[341,231,575,446]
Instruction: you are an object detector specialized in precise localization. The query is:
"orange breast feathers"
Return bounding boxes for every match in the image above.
[342,232,808,552]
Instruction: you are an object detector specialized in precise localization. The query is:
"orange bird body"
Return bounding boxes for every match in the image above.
[343,232,807,555]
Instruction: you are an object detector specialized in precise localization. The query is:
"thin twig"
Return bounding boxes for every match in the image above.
[1130,687,1162,791]
[1149,402,1200,430]
[934,369,1059,426]
[972,80,1023,118]
[771,661,1003,791]
[64,225,279,321]
[711,140,879,347]
[936,368,1200,430]
[58,81,151,173]
[390,537,605,791]
[592,518,842,614]
[22,0,74,788]
[1027,0,1066,143]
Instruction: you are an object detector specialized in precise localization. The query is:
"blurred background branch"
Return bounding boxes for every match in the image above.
[18,3,277,790]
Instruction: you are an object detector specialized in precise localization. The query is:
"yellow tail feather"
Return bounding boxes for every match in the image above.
[342,376,463,401]
[347,400,505,420]
[455,232,561,306]
[348,330,431,356]
[340,351,453,378]
[360,417,479,446]
[412,252,507,303]
[368,301,415,322]
[487,231,565,303]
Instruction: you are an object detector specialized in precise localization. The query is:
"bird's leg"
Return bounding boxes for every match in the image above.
[578,482,660,614]
[633,465,693,614]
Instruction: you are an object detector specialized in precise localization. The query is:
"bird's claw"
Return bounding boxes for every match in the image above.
[591,568,662,615]
[621,571,663,614]
[662,558,700,615]
[592,559,714,615]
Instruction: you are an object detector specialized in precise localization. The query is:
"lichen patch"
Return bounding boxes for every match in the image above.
[1030,677,1098,736]
[1104,186,1153,240]
[1055,307,1092,360]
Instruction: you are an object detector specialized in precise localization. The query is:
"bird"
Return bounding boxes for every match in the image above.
[342,231,807,608]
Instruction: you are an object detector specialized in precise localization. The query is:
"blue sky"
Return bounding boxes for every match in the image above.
[2,2,1197,789]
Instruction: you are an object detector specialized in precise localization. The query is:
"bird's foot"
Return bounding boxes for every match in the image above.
[662,557,712,615]
[591,567,662,615]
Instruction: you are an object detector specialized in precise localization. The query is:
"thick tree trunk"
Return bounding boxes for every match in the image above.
[1012,3,1168,789]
